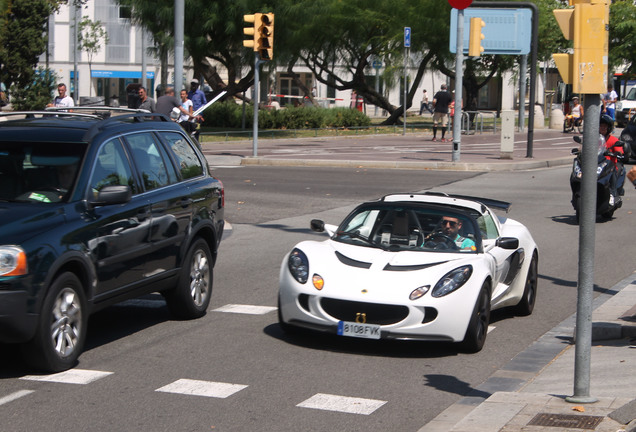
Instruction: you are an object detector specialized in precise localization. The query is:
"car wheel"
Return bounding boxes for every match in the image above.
[460,282,490,353]
[515,252,538,316]
[22,272,87,372]
[165,238,212,319]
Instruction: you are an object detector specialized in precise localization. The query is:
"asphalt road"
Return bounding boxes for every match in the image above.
[1,164,636,431]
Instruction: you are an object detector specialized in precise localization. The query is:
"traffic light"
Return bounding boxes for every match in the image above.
[468,17,485,57]
[552,0,609,94]
[243,14,258,50]
[256,13,274,61]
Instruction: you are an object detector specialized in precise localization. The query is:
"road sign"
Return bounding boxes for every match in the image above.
[450,8,532,55]
[372,59,383,69]
[404,27,411,48]
[448,0,473,10]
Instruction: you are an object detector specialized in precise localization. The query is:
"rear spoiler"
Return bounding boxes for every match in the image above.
[422,191,512,213]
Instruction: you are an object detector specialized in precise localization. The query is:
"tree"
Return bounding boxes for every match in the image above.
[0,0,57,93]
[78,16,108,97]
[609,0,636,75]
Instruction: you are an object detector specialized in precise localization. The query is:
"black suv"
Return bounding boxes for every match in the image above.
[0,109,224,372]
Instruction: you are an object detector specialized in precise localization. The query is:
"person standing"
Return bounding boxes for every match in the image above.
[188,79,207,113]
[431,84,452,142]
[419,89,432,115]
[137,87,155,112]
[178,89,196,135]
[603,84,618,121]
[47,83,74,111]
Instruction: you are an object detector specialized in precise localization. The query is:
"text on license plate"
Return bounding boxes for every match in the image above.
[337,321,381,339]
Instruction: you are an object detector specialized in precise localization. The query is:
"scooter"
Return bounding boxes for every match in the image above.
[570,135,626,223]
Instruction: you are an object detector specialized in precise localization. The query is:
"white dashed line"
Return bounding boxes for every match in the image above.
[21,369,113,385]
[297,393,387,415]
[0,390,35,406]
[213,304,277,315]
[156,379,248,399]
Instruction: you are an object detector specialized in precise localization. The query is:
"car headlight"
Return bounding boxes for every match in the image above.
[432,265,473,298]
[0,246,28,276]
[409,285,430,300]
[288,248,309,284]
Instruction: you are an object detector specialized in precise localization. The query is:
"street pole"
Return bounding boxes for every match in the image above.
[174,0,184,92]
[403,48,408,136]
[73,0,79,104]
[452,9,464,162]
[519,54,527,132]
[253,53,260,157]
[566,96,601,404]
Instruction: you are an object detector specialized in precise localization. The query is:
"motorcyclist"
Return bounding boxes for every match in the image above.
[599,114,625,203]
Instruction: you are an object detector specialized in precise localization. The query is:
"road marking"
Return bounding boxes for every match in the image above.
[488,325,496,333]
[21,369,113,385]
[213,304,277,315]
[297,393,386,415]
[0,390,35,406]
[156,379,248,399]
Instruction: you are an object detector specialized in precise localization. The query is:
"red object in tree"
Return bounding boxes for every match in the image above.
[448,0,473,10]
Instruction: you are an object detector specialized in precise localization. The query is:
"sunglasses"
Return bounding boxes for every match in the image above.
[442,219,458,227]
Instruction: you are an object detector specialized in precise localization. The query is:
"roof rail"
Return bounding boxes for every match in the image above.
[0,111,100,120]
[83,112,172,141]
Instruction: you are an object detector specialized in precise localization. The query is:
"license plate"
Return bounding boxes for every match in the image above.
[337,321,381,339]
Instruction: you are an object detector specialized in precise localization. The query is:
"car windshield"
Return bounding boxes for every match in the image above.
[334,203,482,253]
[0,142,85,203]
[625,88,636,101]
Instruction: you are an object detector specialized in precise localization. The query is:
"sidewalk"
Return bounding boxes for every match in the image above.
[419,273,636,432]
[204,127,636,432]
[201,128,577,171]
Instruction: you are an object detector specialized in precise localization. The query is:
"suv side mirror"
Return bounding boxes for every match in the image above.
[90,185,132,207]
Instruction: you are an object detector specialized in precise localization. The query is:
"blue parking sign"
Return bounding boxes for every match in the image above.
[404,27,411,48]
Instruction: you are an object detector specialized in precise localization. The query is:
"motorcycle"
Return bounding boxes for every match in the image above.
[570,135,626,223]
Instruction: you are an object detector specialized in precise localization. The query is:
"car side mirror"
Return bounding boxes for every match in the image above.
[496,237,519,250]
[90,185,132,207]
[310,219,325,232]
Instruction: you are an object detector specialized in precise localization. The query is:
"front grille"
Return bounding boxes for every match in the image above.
[320,297,409,325]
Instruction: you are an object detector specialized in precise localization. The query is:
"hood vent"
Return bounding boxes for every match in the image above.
[335,251,372,269]
[383,261,448,272]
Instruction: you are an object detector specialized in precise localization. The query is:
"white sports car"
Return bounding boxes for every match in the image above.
[278,192,538,352]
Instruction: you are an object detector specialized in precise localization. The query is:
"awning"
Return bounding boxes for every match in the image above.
[91,70,155,79]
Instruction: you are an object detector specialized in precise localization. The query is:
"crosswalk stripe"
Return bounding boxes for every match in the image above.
[0,390,35,406]
[156,379,248,399]
[213,304,277,315]
[21,369,113,385]
[297,393,387,415]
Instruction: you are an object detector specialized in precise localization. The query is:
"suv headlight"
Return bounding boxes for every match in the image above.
[0,246,28,276]
[432,265,472,297]
[288,248,309,284]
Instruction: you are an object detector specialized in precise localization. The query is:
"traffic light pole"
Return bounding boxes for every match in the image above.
[252,53,264,157]
[452,9,464,162]
[566,96,601,404]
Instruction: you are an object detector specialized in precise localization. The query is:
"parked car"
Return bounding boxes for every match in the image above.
[0,109,224,372]
[278,193,538,353]
[619,115,636,162]
[616,85,636,128]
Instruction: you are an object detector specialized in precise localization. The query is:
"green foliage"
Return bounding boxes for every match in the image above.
[609,0,636,74]
[0,0,54,90]
[10,68,57,110]
[201,102,370,129]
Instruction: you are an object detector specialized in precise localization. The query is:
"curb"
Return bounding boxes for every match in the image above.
[238,156,573,172]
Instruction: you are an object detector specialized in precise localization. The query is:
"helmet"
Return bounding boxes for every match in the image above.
[600,114,614,134]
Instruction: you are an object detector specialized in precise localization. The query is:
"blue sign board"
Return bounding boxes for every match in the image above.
[91,70,155,79]
[372,60,383,69]
[449,8,532,55]
[404,27,411,48]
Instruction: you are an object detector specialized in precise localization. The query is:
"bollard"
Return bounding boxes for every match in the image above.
[500,110,515,159]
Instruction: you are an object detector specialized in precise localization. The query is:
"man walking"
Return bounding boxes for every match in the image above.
[188,79,207,112]
[431,84,452,142]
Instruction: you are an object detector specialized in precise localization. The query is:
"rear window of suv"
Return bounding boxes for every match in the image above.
[159,131,204,180]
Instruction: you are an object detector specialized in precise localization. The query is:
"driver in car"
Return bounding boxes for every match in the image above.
[426,216,476,251]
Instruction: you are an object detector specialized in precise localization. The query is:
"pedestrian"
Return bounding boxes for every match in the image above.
[603,84,618,121]
[187,79,207,113]
[178,89,197,135]
[156,86,202,124]
[137,86,155,112]
[431,84,453,142]
[47,83,74,111]
[419,89,432,115]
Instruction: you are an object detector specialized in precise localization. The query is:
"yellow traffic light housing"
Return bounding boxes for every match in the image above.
[243,14,257,50]
[468,17,485,57]
[256,13,274,61]
[552,0,609,94]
